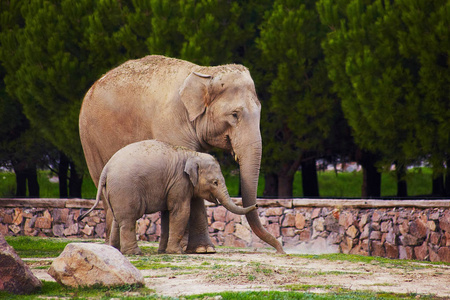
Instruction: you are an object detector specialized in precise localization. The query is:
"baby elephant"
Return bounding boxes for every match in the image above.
[78,140,256,255]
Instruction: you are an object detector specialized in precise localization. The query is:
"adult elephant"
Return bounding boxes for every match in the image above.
[79,55,284,254]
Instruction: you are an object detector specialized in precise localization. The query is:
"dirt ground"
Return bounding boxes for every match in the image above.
[31,244,450,298]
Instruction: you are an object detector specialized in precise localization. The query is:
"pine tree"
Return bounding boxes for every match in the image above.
[257,0,339,197]
[2,0,98,197]
[318,0,449,196]
[0,0,52,197]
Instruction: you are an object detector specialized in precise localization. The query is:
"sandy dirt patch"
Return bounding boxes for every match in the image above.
[29,246,450,298]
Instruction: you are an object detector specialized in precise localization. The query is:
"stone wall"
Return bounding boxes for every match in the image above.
[0,198,449,262]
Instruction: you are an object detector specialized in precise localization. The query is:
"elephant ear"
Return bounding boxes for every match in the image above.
[179,72,212,122]
[184,156,200,187]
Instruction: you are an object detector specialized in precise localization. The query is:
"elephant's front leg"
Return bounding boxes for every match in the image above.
[166,201,191,254]
[185,197,215,254]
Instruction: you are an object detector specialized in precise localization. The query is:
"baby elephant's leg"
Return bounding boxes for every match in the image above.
[119,219,142,255]
[158,211,169,254]
[166,200,191,254]
[109,219,121,250]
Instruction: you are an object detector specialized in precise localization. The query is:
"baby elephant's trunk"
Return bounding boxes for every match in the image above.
[216,188,258,215]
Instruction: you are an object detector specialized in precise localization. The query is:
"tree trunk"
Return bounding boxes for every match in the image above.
[301,159,319,197]
[432,173,444,197]
[13,163,39,198]
[59,152,69,198]
[27,167,39,198]
[361,164,381,198]
[69,162,83,198]
[396,164,407,197]
[278,173,294,198]
[14,168,27,198]
[445,160,450,197]
[397,179,407,198]
[357,150,381,198]
[263,172,278,198]
[277,158,302,198]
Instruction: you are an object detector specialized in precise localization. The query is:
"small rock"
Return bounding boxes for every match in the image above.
[414,242,428,261]
[213,206,227,222]
[313,217,325,232]
[295,213,306,229]
[211,221,226,231]
[282,214,295,227]
[265,207,284,217]
[81,224,94,236]
[410,219,427,240]
[311,208,321,219]
[48,243,144,288]
[439,211,450,232]
[233,224,252,244]
[0,233,42,294]
[346,225,359,239]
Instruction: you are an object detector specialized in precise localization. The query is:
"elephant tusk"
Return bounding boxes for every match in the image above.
[231,150,239,163]
[193,72,212,78]
[209,195,219,205]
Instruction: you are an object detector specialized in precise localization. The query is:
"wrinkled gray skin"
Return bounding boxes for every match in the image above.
[79,55,284,254]
[78,140,256,255]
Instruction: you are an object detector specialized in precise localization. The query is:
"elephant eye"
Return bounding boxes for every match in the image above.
[232,112,238,119]
[213,180,219,186]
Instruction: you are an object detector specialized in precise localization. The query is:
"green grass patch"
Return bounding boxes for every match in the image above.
[0,167,434,198]
[0,281,156,300]
[4,236,73,258]
[184,290,437,299]
[285,284,337,291]
[131,253,207,271]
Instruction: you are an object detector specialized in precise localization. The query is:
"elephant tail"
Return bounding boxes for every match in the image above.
[77,171,107,222]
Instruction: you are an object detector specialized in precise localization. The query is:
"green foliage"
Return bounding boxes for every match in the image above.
[256,0,345,196]
[0,0,448,198]
[317,0,450,174]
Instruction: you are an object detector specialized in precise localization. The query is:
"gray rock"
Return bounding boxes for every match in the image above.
[0,233,42,294]
[48,243,144,288]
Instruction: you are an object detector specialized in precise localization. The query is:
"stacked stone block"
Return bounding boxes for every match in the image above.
[0,198,449,262]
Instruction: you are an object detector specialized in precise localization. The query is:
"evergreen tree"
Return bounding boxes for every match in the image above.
[0,0,51,197]
[257,0,338,197]
[178,0,247,65]
[2,0,97,197]
[318,0,449,197]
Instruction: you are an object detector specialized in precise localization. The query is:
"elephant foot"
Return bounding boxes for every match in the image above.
[121,247,143,256]
[165,247,183,254]
[185,245,216,254]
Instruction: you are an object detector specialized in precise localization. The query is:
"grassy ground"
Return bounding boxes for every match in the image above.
[3,236,446,300]
[0,168,433,199]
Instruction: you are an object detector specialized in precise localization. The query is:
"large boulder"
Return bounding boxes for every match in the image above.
[48,243,144,288]
[0,233,42,294]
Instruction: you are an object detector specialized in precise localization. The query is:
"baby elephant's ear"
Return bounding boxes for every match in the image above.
[184,157,199,186]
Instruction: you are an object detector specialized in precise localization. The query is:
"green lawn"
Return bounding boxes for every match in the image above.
[0,168,433,199]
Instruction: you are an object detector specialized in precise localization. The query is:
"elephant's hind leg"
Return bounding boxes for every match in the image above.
[110,219,121,250]
[119,219,142,255]
[158,210,169,254]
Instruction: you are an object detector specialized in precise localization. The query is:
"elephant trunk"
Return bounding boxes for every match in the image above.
[236,139,286,254]
[215,185,257,215]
